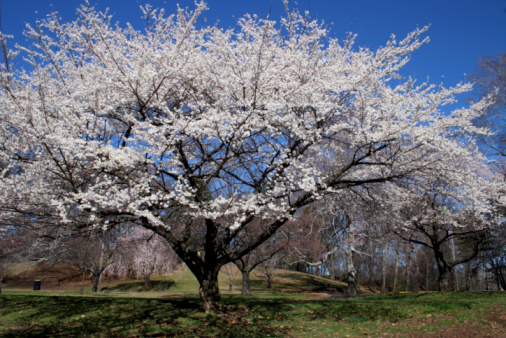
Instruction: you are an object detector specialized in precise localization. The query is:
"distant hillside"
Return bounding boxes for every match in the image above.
[4,263,376,295]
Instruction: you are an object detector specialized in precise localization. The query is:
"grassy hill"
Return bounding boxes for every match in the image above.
[4,263,372,296]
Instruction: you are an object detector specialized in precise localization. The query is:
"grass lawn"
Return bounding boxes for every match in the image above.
[1,291,505,337]
[1,268,505,336]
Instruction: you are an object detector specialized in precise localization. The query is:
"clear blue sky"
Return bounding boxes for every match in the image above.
[1,0,505,97]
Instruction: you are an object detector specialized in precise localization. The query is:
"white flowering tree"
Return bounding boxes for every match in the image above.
[111,226,180,287]
[0,2,497,311]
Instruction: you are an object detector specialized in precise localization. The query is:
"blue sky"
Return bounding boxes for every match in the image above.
[1,0,505,101]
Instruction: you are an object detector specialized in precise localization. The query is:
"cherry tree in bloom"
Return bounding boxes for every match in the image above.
[112,226,180,287]
[387,173,499,292]
[0,1,499,311]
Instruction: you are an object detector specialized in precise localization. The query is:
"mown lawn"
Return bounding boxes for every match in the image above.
[1,291,505,337]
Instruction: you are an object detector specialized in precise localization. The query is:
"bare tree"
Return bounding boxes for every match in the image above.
[469,53,506,161]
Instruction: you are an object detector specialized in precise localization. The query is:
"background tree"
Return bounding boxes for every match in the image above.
[0,2,498,312]
[469,53,506,163]
[112,226,180,287]
[230,217,289,296]
[0,228,28,294]
[391,181,489,291]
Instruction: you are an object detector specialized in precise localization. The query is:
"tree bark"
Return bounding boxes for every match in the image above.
[393,248,400,292]
[196,268,222,313]
[267,273,274,288]
[435,249,453,292]
[438,267,452,292]
[241,270,251,296]
[346,247,357,295]
[329,255,336,280]
[425,256,430,292]
[80,270,86,295]
[381,244,387,294]
[404,244,412,292]
[92,273,100,292]
[144,273,151,287]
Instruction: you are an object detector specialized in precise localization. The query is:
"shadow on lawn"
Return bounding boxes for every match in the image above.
[0,295,290,337]
[1,293,489,337]
[102,280,175,292]
[270,271,345,293]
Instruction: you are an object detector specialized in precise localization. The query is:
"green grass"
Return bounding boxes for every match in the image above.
[89,267,350,296]
[1,290,505,337]
[2,269,505,336]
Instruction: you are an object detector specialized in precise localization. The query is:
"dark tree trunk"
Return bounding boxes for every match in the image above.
[144,273,151,287]
[266,272,274,288]
[92,274,100,292]
[329,255,336,280]
[241,270,251,296]
[404,245,412,292]
[393,248,400,292]
[347,270,357,295]
[196,268,222,313]
[438,268,452,292]
[425,256,430,292]
[346,247,357,295]
[80,270,86,295]
[381,245,387,294]
[435,249,453,292]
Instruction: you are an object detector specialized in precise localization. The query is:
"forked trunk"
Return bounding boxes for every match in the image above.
[435,251,453,292]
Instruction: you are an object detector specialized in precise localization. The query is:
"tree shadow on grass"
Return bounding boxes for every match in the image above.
[1,293,490,337]
[270,271,345,293]
[102,280,175,292]
[0,295,289,337]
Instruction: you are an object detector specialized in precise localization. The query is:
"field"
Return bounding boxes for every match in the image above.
[1,267,505,337]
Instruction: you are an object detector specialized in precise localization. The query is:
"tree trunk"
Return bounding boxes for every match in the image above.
[435,249,453,292]
[438,268,452,292]
[92,274,100,293]
[267,273,273,288]
[241,269,251,296]
[381,244,387,294]
[367,241,375,285]
[144,273,151,287]
[498,268,506,291]
[0,272,3,295]
[393,248,400,292]
[80,270,86,295]
[196,268,222,314]
[404,245,412,292]
[346,247,357,295]
[329,255,335,280]
[425,256,430,292]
